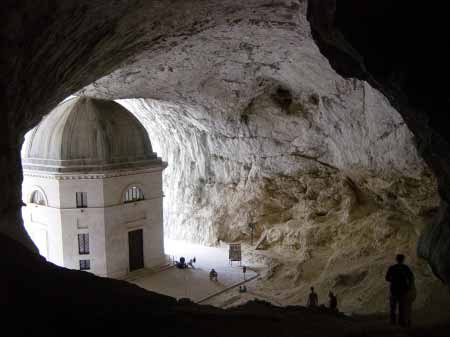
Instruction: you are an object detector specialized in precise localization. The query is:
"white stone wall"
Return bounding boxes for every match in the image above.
[60,208,107,276]
[58,177,105,209]
[58,177,107,275]
[22,167,165,277]
[22,174,61,208]
[22,175,64,266]
[103,169,165,278]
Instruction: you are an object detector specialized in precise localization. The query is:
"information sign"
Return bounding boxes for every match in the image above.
[229,243,242,264]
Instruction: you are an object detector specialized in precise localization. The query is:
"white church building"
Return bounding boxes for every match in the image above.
[21,96,167,278]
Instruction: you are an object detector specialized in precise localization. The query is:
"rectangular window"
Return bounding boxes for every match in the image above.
[79,259,90,270]
[76,192,87,208]
[78,233,89,255]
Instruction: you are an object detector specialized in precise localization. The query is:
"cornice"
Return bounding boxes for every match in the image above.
[23,164,167,181]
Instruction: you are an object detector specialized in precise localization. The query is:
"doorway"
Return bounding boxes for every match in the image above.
[128,229,144,271]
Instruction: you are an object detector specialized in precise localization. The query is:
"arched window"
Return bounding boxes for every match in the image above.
[124,186,144,203]
[30,190,46,206]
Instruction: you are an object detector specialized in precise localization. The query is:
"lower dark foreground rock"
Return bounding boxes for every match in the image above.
[2,234,449,337]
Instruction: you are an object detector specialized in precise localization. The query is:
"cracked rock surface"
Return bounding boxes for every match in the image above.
[80,2,444,312]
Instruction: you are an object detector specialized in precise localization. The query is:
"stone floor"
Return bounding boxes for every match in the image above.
[126,239,258,302]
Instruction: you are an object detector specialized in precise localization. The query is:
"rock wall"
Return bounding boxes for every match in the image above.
[119,77,434,247]
[117,78,441,311]
[307,0,450,290]
[78,0,445,311]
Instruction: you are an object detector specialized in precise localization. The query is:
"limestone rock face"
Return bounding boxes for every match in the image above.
[79,2,442,311]
[306,0,450,294]
[116,93,440,311]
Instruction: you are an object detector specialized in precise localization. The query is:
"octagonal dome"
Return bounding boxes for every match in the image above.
[22,97,161,173]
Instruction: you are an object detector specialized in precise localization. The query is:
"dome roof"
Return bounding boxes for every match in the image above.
[22,97,162,173]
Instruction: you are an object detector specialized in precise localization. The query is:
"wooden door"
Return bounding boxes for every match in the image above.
[128,229,144,271]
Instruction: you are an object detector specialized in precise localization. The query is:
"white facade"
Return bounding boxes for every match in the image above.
[21,97,167,278]
[22,167,165,277]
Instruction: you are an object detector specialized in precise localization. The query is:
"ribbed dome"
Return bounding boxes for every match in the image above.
[22,97,160,173]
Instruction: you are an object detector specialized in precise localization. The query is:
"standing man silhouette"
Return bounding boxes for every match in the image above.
[307,286,319,308]
[385,254,415,327]
[328,291,338,311]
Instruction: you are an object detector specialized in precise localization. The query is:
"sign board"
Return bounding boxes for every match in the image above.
[229,243,242,262]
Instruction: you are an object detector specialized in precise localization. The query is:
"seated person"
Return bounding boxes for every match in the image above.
[176,256,187,269]
[187,259,195,269]
[209,268,218,281]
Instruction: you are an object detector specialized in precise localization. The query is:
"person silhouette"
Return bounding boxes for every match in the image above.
[328,291,338,311]
[209,268,218,281]
[307,286,318,308]
[176,256,187,269]
[385,254,415,327]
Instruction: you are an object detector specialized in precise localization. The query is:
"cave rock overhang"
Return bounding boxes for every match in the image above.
[0,0,448,289]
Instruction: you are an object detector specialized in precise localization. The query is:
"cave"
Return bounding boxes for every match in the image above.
[2,1,450,336]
